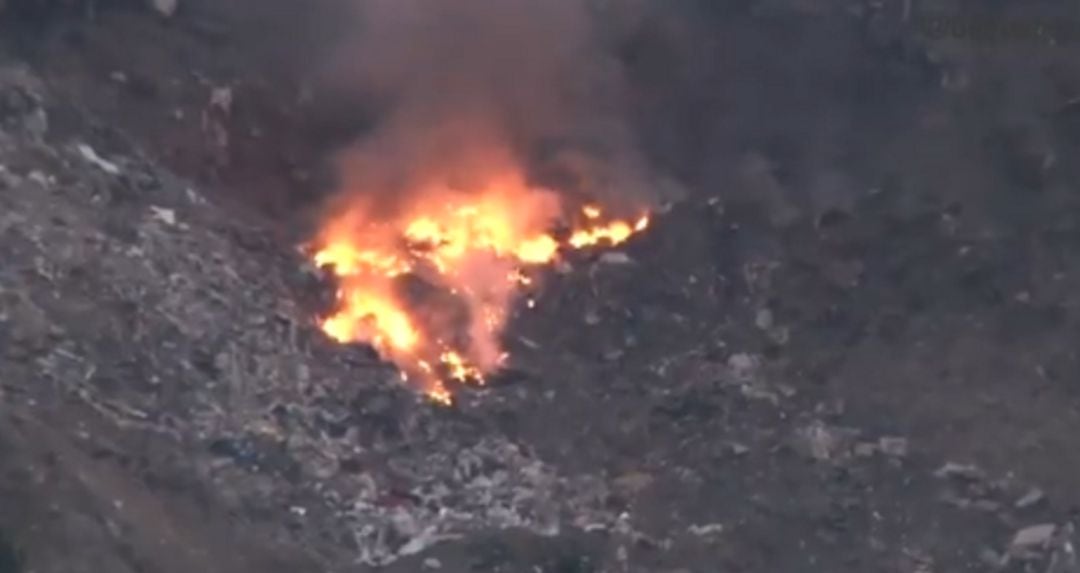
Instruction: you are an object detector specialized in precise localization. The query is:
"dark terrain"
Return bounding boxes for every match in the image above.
[4,0,1080,572]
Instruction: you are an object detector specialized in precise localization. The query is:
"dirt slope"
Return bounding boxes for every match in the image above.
[5,1,1080,572]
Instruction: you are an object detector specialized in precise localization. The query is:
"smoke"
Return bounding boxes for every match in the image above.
[319,0,682,216]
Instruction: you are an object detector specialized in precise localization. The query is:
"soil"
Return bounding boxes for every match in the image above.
[4,0,1080,572]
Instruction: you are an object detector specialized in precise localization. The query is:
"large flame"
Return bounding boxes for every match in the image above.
[310,167,647,404]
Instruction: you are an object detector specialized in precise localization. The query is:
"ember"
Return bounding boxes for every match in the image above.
[310,171,647,403]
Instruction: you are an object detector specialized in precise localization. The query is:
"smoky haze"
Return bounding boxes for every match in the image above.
[320,0,683,216]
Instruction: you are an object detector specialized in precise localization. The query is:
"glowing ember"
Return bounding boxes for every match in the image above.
[310,170,647,404]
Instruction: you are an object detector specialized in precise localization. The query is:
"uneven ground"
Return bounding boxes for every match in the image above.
[5,0,1080,572]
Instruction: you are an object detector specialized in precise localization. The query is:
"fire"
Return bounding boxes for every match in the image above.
[310,171,647,404]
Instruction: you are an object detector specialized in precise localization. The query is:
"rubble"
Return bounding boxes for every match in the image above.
[0,69,632,569]
[4,1,1080,570]
[1016,488,1046,509]
[1011,524,1056,551]
[150,0,179,17]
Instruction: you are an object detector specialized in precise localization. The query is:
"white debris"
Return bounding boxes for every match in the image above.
[397,526,443,556]
[1011,524,1056,550]
[878,436,910,457]
[598,251,634,265]
[726,352,759,381]
[422,558,443,569]
[150,0,180,17]
[27,171,51,187]
[1015,488,1045,509]
[934,462,983,480]
[754,308,774,330]
[76,144,120,175]
[688,523,725,537]
[798,421,856,461]
[150,206,177,226]
[209,86,234,115]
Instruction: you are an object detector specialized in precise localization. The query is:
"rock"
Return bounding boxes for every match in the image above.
[1011,524,1056,550]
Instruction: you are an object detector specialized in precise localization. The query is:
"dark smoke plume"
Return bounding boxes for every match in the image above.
[317,0,683,215]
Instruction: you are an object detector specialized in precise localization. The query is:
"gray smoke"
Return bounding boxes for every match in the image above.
[319,0,682,216]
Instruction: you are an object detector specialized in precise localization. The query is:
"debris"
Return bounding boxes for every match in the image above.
[597,251,634,265]
[754,308,774,330]
[150,206,177,226]
[1010,524,1056,550]
[209,86,234,115]
[423,558,443,569]
[76,143,120,175]
[688,523,724,537]
[934,462,984,481]
[612,472,654,496]
[977,547,1005,568]
[1015,488,1045,509]
[796,421,858,461]
[149,0,180,17]
[853,442,878,457]
[878,437,909,457]
[726,353,759,381]
[728,442,750,456]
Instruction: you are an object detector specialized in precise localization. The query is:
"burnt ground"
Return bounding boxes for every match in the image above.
[5,0,1080,572]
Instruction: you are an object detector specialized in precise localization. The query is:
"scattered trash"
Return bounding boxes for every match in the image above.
[598,251,634,265]
[612,472,654,496]
[1010,524,1056,550]
[754,308,774,330]
[728,442,750,456]
[1015,488,1045,509]
[209,86,234,115]
[150,0,180,17]
[688,523,724,537]
[796,421,858,462]
[878,437,909,457]
[76,143,120,175]
[726,353,759,381]
[853,442,878,457]
[150,206,177,226]
[934,462,984,481]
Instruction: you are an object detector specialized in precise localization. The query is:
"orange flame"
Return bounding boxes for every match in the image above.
[311,169,647,404]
